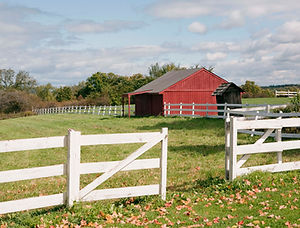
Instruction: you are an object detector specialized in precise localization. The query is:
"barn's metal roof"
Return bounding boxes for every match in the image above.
[132,68,200,94]
[212,82,244,96]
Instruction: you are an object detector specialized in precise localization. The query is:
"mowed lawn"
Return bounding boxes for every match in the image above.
[0,115,299,227]
[242,97,291,105]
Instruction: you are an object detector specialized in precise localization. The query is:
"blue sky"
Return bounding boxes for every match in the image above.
[1,0,300,86]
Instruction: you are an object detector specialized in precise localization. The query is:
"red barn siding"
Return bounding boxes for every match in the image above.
[165,70,227,91]
[131,68,229,116]
[161,70,227,116]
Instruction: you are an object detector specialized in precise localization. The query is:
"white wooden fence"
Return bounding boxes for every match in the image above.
[0,128,168,214]
[225,116,300,180]
[33,105,135,116]
[275,90,299,97]
[163,103,290,119]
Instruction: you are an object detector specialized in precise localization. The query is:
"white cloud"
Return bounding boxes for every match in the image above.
[147,0,300,19]
[271,20,300,43]
[147,1,211,19]
[1,1,300,87]
[206,52,227,61]
[0,3,72,49]
[147,0,300,30]
[65,20,146,34]
[191,41,241,53]
[219,10,245,29]
[188,22,207,34]
[189,19,300,85]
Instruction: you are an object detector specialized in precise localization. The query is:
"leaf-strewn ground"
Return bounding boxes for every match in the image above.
[0,115,299,227]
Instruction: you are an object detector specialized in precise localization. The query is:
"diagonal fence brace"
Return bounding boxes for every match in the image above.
[79,133,165,199]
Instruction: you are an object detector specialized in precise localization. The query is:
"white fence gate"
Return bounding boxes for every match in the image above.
[0,128,168,214]
[225,117,300,180]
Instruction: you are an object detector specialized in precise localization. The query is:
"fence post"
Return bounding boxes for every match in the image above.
[66,129,81,207]
[103,105,106,115]
[265,104,270,114]
[192,102,195,117]
[225,114,230,180]
[160,128,168,200]
[223,103,227,119]
[251,111,259,137]
[168,103,171,116]
[179,102,182,116]
[276,111,283,164]
[164,102,166,117]
[206,103,208,117]
[229,117,238,181]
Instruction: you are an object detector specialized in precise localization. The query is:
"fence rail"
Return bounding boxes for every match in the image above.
[225,117,300,180]
[275,90,299,97]
[0,128,168,214]
[33,105,135,116]
[163,102,292,119]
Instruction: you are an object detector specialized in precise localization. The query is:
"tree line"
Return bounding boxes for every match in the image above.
[0,63,190,115]
[0,64,287,116]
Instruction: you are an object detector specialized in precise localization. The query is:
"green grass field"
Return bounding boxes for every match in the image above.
[242,97,291,105]
[0,115,299,227]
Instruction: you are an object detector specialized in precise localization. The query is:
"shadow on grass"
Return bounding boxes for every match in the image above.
[169,144,224,156]
[137,117,224,131]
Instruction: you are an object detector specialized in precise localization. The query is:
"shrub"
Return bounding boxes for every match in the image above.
[0,90,41,114]
[290,94,300,112]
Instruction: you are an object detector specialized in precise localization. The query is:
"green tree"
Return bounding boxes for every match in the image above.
[78,72,109,98]
[148,63,182,78]
[241,81,262,98]
[55,86,73,102]
[0,69,36,92]
[35,83,55,101]
[190,64,214,72]
[0,69,14,89]
[14,71,37,92]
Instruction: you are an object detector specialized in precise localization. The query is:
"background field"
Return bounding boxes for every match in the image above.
[0,115,299,227]
[242,97,291,105]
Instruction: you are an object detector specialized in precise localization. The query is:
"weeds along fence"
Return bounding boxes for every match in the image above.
[225,117,300,180]
[33,105,135,116]
[163,103,289,119]
[0,128,168,214]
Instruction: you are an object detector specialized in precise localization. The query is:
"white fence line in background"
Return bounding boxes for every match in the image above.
[33,105,134,116]
[0,128,168,214]
[163,102,292,119]
[225,117,300,180]
[275,90,299,97]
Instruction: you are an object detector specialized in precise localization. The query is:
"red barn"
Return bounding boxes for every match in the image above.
[123,68,242,116]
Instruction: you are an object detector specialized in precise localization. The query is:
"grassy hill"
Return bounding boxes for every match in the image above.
[0,115,299,227]
[242,97,291,105]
